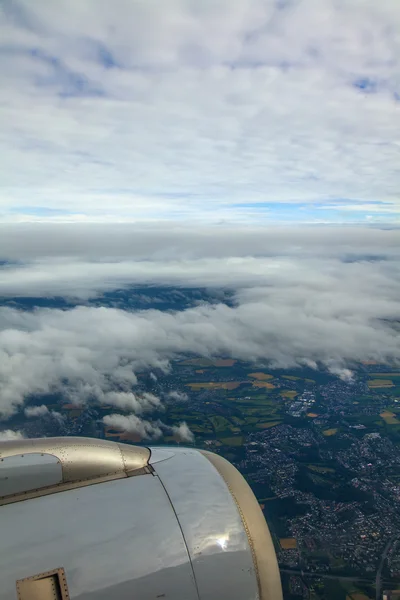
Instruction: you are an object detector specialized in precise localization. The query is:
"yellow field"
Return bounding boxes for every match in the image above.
[307,413,319,418]
[368,379,394,388]
[280,390,298,399]
[249,372,274,380]
[370,372,400,377]
[280,538,297,549]
[214,359,237,367]
[380,411,398,424]
[252,381,275,389]
[186,381,242,390]
[256,421,281,429]
[323,428,338,436]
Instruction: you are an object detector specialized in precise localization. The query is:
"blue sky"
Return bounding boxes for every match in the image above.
[0,0,399,224]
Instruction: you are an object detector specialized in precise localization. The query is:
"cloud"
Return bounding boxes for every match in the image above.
[167,391,189,402]
[326,366,354,382]
[0,225,399,299]
[0,224,398,421]
[99,391,161,413]
[1,223,399,261]
[171,421,194,443]
[1,1,399,223]
[102,413,194,443]
[0,273,399,420]
[50,410,65,425]
[103,413,163,440]
[24,404,65,424]
[0,429,25,441]
[24,404,49,417]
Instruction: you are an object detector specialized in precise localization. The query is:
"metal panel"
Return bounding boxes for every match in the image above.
[201,450,283,600]
[0,454,62,497]
[17,568,70,600]
[152,447,259,600]
[0,437,150,504]
[0,475,199,600]
[149,448,175,464]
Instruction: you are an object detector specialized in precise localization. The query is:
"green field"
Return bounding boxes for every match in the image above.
[208,415,240,433]
[218,436,244,446]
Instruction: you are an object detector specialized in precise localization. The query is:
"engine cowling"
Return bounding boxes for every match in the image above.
[0,437,282,600]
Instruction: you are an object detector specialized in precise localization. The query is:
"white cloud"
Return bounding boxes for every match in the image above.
[327,366,354,382]
[102,413,194,442]
[50,410,65,425]
[0,224,398,422]
[99,391,161,413]
[171,421,194,443]
[0,429,25,441]
[24,404,49,417]
[167,391,189,402]
[0,267,399,420]
[103,413,163,440]
[0,1,399,222]
[24,404,65,423]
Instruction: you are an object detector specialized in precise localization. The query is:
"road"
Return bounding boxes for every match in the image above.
[281,568,396,589]
[376,537,399,600]
[280,569,374,583]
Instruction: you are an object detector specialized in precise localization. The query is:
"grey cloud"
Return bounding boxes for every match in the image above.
[0,225,398,300]
[0,224,398,261]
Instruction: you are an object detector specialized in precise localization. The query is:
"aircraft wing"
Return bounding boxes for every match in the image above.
[0,437,282,600]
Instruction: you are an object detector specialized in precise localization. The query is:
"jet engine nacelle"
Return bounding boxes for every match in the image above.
[0,437,282,600]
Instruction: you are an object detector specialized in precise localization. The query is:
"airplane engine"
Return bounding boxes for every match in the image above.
[0,437,282,600]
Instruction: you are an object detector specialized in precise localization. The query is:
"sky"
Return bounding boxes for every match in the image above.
[0,2,399,440]
[1,0,399,223]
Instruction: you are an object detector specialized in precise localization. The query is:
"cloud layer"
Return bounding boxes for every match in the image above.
[0,224,398,441]
[0,275,399,418]
[1,1,399,222]
[0,224,399,299]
